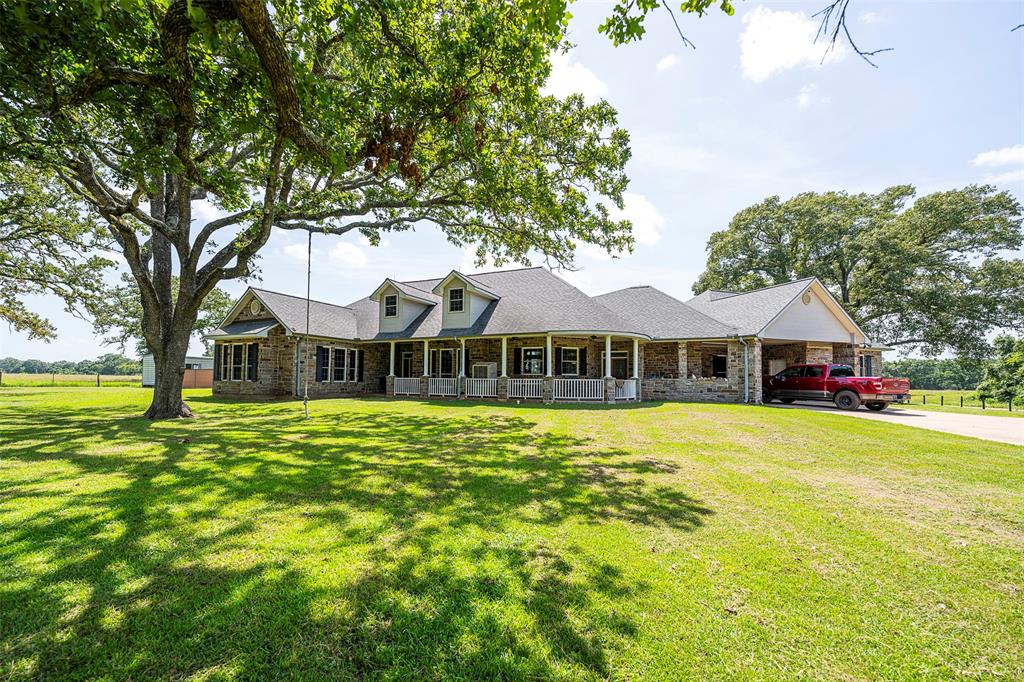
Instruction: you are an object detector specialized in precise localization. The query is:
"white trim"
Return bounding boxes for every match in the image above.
[560,346,580,377]
[448,287,465,313]
[383,294,398,318]
[521,346,545,376]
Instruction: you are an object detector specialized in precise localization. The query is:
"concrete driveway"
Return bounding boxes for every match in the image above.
[771,402,1024,446]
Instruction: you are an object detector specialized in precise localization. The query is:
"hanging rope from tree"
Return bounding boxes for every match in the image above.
[303,228,311,419]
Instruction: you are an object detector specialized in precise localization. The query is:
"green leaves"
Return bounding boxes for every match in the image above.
[695,186,1024,358]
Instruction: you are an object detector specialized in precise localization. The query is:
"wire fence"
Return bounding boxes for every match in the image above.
[0,372,142,387]
[904,390,1018,413]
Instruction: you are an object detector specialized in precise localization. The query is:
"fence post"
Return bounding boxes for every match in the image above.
[0,371,3,386]
[923,394,926,405]
[940,395,944,406]
[960,396,963,408]
[982,397,986,410]
[96,373,100,387]
[51,373,55,385]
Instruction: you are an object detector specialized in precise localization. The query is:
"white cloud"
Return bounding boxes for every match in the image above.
[795,83,830,108]
[330,242,368,268]
[542,49,608,103]
[970,144,1024,167]
[739,6,847,82]
[858,11,880,25]
[981,169,1024,186]
[282,242,309,261]
[656,54,680,71]
[608,192,664,247]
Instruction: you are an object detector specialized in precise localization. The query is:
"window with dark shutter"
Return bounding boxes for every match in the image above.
[579,348,588,377]
[316,346,330,382]
[348,349,357,381]
[554,348,562,376]
[214,344,221,379]
[231,344,244,380]
[357,349,365,382]
[247,343,259,381]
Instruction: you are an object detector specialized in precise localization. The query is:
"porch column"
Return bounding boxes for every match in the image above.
[459,338,466,376]
[389,341,395,376]
[604,335,612,377]
[632,338,639,379]
[545,334,553,377]
[422,339,430,376]
[500,336,508,377]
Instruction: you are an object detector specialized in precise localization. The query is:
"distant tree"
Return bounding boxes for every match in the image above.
[883,358,986,391]
[0,162,114,340]
[93,274,234,356]
[694,186,1024,358]
[1,0,631,419]
[977,336,1024,406]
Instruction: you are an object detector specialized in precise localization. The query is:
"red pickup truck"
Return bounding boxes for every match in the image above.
[763,364,911,411]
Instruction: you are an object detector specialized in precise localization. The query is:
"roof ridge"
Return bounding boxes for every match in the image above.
[719,277,816,297]
[251,287,353,311]
[400,265,543,286]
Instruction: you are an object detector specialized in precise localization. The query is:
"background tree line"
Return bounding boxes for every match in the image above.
[0,354,141,376]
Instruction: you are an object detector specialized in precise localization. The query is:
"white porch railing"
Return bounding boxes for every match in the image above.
[553,378,604,401]
[465,377,498,398]
[394,377,420,396]
[428,377,459,397]
[509,378,543,399]
[614,378,639,401]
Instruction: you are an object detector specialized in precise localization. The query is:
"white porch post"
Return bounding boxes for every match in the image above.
[545,334,553,377]
[389,341,395,375]
[422,339,430,376]
[500,336,508,377]
[604,335,612,377]
[459,338,466,376]
[632,338,639,378]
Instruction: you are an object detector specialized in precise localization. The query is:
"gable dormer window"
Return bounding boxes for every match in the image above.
[448,287,464,313]
[384,294,398,318]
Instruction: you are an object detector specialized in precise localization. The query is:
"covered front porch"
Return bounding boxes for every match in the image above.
[384,334,642,403]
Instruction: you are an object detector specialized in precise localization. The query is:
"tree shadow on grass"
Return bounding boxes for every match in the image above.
[0,397,711,679]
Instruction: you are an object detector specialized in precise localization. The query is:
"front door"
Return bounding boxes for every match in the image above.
[400,352,413,378]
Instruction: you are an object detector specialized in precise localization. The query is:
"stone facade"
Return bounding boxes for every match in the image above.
[213,326,296,397]
[641,339,761,404]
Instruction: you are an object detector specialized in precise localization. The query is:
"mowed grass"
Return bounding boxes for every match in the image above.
[1,389,1022,680]
[0,373,141,387]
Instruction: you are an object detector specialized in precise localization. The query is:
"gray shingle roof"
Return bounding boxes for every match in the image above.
[219,271,831,344]
[351,267,641,340]
[594,286,737,339]
[208,319,280,338]
[251,288,360,339]
[685,278,815,336]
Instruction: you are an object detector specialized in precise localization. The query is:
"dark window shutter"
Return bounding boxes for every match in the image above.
[247,343,259,381]
[554,347,562,376]
[357,349,365,382]
[315,346,327,382]
[513,347,521,375]
[579,348,588,377]
[213,344,221,378]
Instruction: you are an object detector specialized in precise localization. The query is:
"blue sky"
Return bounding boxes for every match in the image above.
[3,1,1022,361]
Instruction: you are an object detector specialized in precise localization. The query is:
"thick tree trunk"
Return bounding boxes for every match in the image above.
[145,331,193,419]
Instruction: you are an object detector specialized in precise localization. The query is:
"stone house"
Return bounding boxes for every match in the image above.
[207,267,886,404]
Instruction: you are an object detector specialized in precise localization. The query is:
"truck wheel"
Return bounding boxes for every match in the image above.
[865,402,887,411]
[834,391,861,411]
[780,398,796,404]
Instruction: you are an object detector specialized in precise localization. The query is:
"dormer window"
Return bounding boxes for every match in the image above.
[448,287,464,313]
[384,294,398,318]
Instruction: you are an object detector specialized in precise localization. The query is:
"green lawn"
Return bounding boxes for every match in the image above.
[0,373,141,387]
[1,388,1022,680]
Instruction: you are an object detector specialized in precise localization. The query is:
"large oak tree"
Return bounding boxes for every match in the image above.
[694,186,1024,358]
[0,0,632,418]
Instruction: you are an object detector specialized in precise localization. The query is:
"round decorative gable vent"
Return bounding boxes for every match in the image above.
[801,292,811,305]
[249,299,262,315]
